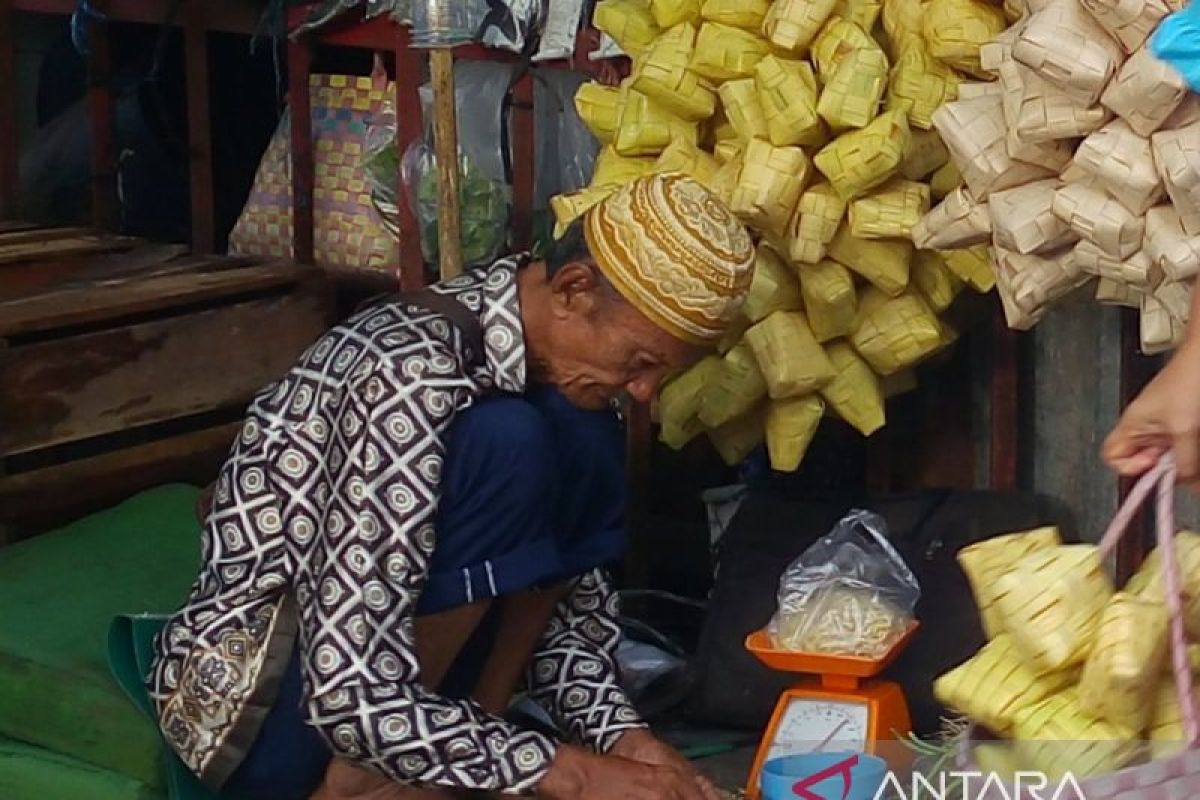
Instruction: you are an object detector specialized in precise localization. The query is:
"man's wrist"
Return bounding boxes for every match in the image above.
[608,727,655,756]
[537,744,588,799]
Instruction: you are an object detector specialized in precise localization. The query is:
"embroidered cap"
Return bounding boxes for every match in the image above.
[584,173,755,344]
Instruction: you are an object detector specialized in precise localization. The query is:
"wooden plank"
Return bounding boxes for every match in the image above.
[87,15,117,231]
[0,232,138,264]
[185,6,215,254]
[0,262,322,336]
[288,37,315,265]
[0,0,17,220]
[0,291,328,455]
[0,222,38,235]
[0,226,101,245]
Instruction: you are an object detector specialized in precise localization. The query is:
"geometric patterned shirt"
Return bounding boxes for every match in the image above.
[147,258,645,791]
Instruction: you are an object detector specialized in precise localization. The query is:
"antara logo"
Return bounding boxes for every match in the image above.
[872,770,1089,800]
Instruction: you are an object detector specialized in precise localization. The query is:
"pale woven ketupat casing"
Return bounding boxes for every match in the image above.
[817,47,890,130]
[1074,240,1158,287]
[1006,131,1075,174]
[812,18,882,83]
[708,405,765,466]
[957,81,1004,100]
[718,78,769,142]
[995,247,1090,321]
[978,22,1021,73]
[991,543,1114,672]
[689,22,771,83]
[1140,291,1186,354]
[1144,205,1200,282]
[592,146,656,186]
[551,185,618,238]
[1154,279,1193,326]
[1101,44,1187,137]
[614,83,700,156]
[849,288,943,374]
[988,180,1078,255]
[933,633,1077,736]
[755,56,826,148]
[942,244,996,291]
[929,160,962,200]
[887,44,961,130]
[820,341,885,435]
[787,182,848,264]
[731,140,811,236]
[764,0,839,52]
[700,0,770,30]
[799,259,858,341]
[1147,679,1200,759]
[921,0,1008,77]
[932,95,1055,199]
[649,0,701,28]
[912,250,964,312]
[594,0,662,56]
[698,340,768,428]
[1053,181,1145,260]
[631,24,718,122]
[1073,119,1165,216]
[996,253,1048,329]
[814,109,911,201]
[658,355,721,449]
[1078,592,1171,732]
[1078,0,1170,54]
[1012,0,1124,107]
[766,394,825,471]
[1095,277,1145,308]
[849,179,930,239]
[832,0,885,31]
[957,527,1062,640]
[745,311,837,398]
[574,83,623,144]
[742,244,804,323]
[828,223,913,295]
[1011,690,1140,780]
[1008,63,1113,144]
[1152,120,1200,236]
[900,129,950,181]
[654,139,721,188]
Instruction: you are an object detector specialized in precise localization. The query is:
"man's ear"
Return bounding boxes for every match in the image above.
[547,262,604,318]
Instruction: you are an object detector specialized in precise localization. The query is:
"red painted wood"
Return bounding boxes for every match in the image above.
[287,37,315,265]
[990,306,1019,492]
[511,72,534,252]
[0,0,17,220]
[86,15,116,231]
[184,7,214,253]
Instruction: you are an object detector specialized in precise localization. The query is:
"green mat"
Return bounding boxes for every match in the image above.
[0,484,203,790]
[0,735,164,800]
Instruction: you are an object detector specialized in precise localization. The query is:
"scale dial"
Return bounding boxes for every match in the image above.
[766,696,869,760]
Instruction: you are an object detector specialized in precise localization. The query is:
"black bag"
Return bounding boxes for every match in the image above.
[686,488,1072,735]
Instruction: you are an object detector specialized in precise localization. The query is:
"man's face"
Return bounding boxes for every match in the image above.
[535,261,704,410]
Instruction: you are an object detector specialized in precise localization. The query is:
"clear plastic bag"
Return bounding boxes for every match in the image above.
[768,509,920,658]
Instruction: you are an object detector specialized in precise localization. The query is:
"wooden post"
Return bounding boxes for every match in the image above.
[429,48,463,280]
[394,27,425,290]
[0,0,18,221]
[86,12,117,231]
[990,307,1020,491]
[287,37,315,265]
[184,4,214,254]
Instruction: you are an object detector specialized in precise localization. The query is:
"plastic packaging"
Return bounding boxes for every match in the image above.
[768,510,920,658]
[410,0,484,47]
[1152,0,1200,91]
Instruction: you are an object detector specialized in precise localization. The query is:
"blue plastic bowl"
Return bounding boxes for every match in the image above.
[760,752,889,800]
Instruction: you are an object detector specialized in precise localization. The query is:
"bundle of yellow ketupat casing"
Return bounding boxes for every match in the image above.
[557,0,1022,471]
[934,526,1200,781]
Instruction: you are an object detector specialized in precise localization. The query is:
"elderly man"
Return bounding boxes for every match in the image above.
[148,174,754,799]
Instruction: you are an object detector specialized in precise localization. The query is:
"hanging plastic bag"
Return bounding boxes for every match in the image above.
[768,509,920,658]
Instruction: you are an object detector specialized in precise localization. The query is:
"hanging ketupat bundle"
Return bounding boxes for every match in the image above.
[812,19,882,83]
[709,405,766,465]
[700,0,770,30]
[957,527,1063,640]
[742,245,804,323]
[887,44,962,130]
[800,259,859,341]
[787,182,848,264]
[766,395,826,471]
[1011,690,1140,780]
[1124,531,1200,639]
[814,109,912,200]
[849,179,931,238]
[829,224,914,295]
[817,47,890,130]
[900,129,951,181]
[650,0,700,28]
[921,0,1007,76]
[654,138,720,186]
[755,56,826,148]
[698,340,768,429]
[764,0,840,52]
[614,82,700,156]
[718,79,770,142]
[745,311,837,398]
[575,83,623,144]
[690,22,771,82]
[1077,592,1170,733]
[592,146,656,186]
[833,0,884,31]
[731,140,812,235]
[658,356,722,449]
[594,0,661,56]
[631,24,718,121]
[820,341,886,434]
[942,244,996,291]
[550,185,617,238]
[849,288,943,374]
[912,250,963,311]
[912,185,991,249]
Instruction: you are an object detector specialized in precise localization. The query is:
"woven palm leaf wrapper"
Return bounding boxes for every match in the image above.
[716,315,752,355]
[913,185,991,249]
[900,129,950,181]
[991,544,1114,672]
[957,527,1063,640]
[593,146,656,186]
[708,150,743,208]
[833,0,885,32]
[1148,678,1200,759]
[934,633,1077,736]
[731,140,811,236]
[849,179,930,239]
[755,57,826,148]
[1012,0,1124,107]
[1011,690,1140,780]
[921,0,1007,77]
[594,0,661,56]
[614,83,700,156]
[997,248,1090,330]
[1144,205,1200,281]
[650,0,700,28]
[1007,63,1113,145]
[800,259,858,341]
[989,180,1078,255]
[631,24,718,122]
[654,139,720,187]
[1095,278,1145,308]
[887,44,961,130]
[1074,241,1157,287]
[574,83,624,144]
[742,245,803,323]
[881,0,924,57]
[812,18,881,83]
[659,355,722,449]
[829,223,913,295]
[814,109,911,201]
[698,340,768,428]
[1077,592,1170,732]
[787,182,848,264]
[957,81,1003,100]
[933,95,1055,200]
[1154,279,1193,326]
[766,395,826,471]
[1140,292,1185,354]
[713,139,741,164]
[550,185,618,238]
[1101,44,1187,137]
[763,0,838,52]
[718,79,769,142]
[819,341,885,434]
[818,47,890,131]
[745,311,837,398]
[849,288,943,374]
[1152,120,1200,236]
[942,244,996,291]
[1053,181,1145,259]
[689,22,771,83]
[1078,0,1170,54]
[700,0,770,30]
[1072,119,1165,216]
[913,251,964,312]
[709,405,765,466]
[1125,531,1200,638]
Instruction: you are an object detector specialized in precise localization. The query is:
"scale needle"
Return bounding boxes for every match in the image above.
[815,718,848,752]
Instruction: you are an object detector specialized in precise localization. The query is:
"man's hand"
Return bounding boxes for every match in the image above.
[536,742,714,800]
[1104,342,1200,488]
[611,729,722,800]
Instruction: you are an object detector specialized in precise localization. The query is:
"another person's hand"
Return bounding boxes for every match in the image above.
[536,742,712,800]
[609,729,723,800]
[1104,342,1200,487]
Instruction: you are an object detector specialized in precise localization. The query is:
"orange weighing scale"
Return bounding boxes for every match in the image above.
[742,622,919,799]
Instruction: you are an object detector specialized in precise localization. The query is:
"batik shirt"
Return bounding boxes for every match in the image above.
[147,257,645,791]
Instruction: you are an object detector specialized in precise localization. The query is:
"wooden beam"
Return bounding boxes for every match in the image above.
[184,5,214,254]
[0,0,18,220]
[394,26,425,290]
[511,71,535,253]
[429,48,463,280]
[287,38,315,265]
